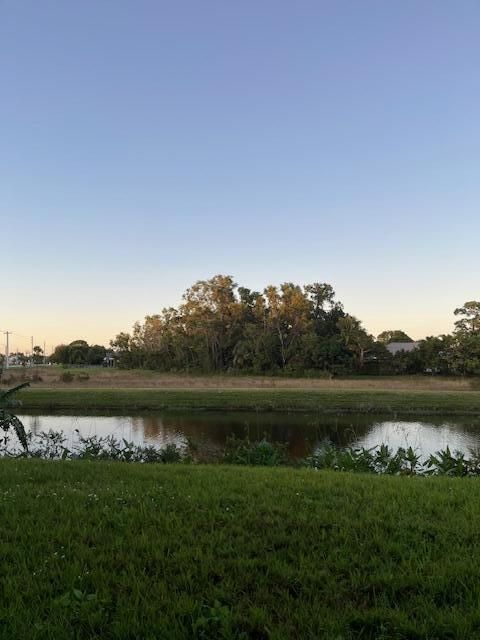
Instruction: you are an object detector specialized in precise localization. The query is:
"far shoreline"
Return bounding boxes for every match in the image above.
[18,386,480,417]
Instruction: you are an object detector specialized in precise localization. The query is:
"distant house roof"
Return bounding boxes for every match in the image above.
[386,341,420,355]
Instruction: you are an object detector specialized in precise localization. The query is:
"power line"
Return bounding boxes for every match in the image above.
[3,331,10,370]
[1,327,51,369]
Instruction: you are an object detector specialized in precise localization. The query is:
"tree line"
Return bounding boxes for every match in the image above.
[47,276,480,376]
[107,275,479,376]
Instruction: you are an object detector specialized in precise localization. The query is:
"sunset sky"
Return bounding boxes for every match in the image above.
[2,1,479,352]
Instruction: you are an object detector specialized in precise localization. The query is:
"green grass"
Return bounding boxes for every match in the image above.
[20,387,480,415]
[2,461,480,638]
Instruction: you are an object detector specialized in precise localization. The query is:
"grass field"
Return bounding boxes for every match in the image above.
[19,387,480,415]
[2,460,480,639]
[2,365,478,391]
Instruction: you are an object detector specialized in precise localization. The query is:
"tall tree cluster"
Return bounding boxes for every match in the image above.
[110,275,374,374]
[50,278,480,377]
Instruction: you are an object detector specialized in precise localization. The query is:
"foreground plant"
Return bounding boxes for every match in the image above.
[0,383,29,451]
[24,431,188,464]
[304,442,480,476]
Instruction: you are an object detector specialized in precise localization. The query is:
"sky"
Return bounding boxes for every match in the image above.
[1,0,479,352]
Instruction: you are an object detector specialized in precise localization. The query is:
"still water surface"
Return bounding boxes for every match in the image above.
[18,412,480,460]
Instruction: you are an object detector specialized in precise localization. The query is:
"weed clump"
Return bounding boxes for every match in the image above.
[224,435,287,466]
[16,431,188,464]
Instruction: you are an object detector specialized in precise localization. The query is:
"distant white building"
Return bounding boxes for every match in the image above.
[386,342,420,356]
[102,353,117,368]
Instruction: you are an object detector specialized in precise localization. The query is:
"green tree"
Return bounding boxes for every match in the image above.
[87,345,107,365]
[337,315,373,369]
[68,340,89,365]
[50,341,106,366]
[32,345,43,364]
[50,344,70,365]
[454,301,480,336]
[415,336,452,374]
[443,301,480,375]
[448,335,480,375]
[377,330,413,344]
[263,283,313,370]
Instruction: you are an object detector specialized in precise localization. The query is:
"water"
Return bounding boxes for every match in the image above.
[17,412,480,460]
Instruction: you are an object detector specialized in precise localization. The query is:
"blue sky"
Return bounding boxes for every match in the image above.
[2,0,479,349]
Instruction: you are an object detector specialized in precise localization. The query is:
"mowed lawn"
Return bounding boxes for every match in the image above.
[2,461,480,639]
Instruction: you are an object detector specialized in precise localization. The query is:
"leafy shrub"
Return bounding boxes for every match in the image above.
[224,435,287,466]
[60,371,74,383]
[76,372,90,381]
[157,442,185,463]
[426,447,471,476]
[305,443,423,475]
[303,443,480,476]
[28,430,70,459]
[16,431,188,464]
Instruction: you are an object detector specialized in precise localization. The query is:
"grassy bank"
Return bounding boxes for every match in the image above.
[20,387,480,415]
[2,460,480,639]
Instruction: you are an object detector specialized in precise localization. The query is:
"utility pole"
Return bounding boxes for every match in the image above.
[31,336,34,366]
[44,341,46,365]
[4,332,10,370]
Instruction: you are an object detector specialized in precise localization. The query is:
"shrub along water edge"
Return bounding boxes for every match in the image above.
[3,384,480,476]
[2,429,480,476]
